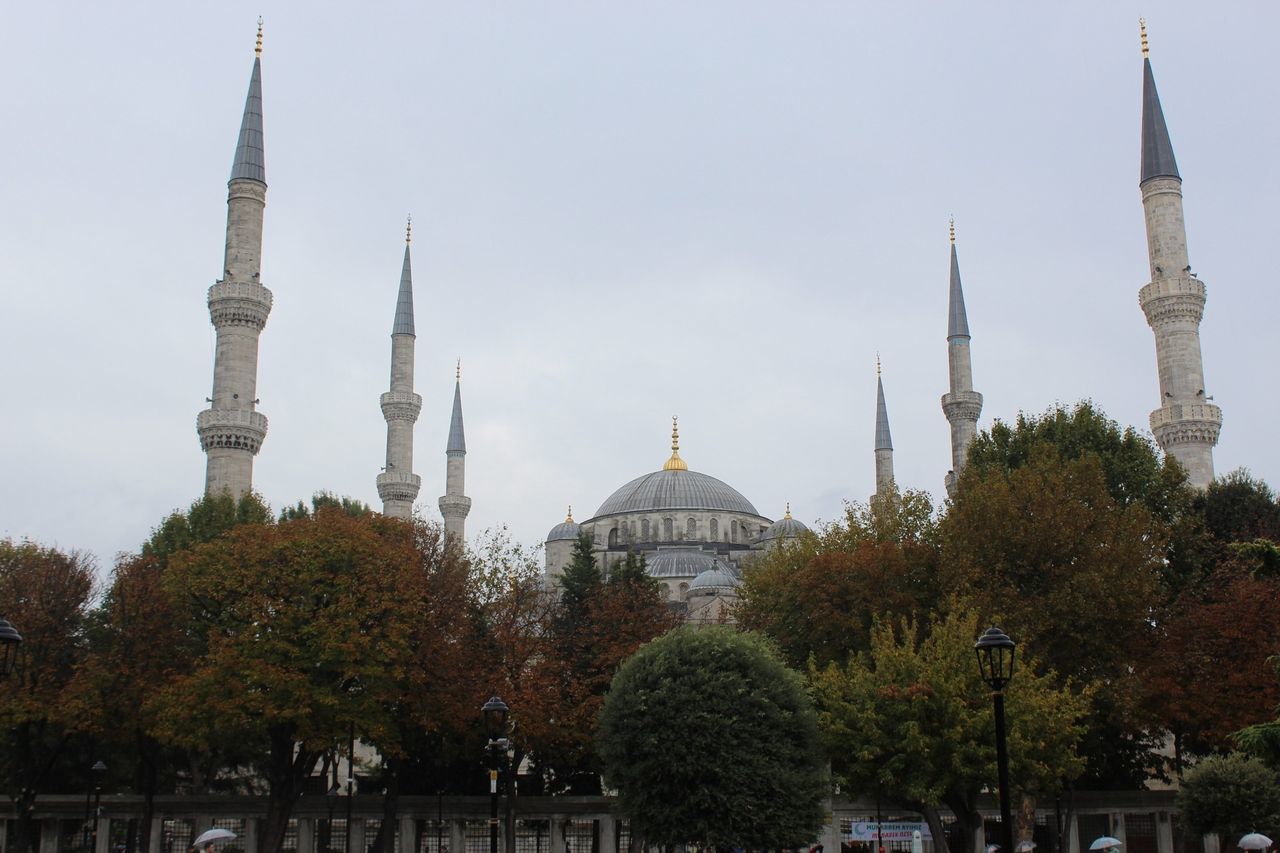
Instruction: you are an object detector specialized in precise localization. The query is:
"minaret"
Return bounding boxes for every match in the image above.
[438,362,472,540]
[376,218,423,519]
[941,219,983,496]
[1137,20,1221,488]
[198,20,272,498]
[874,356,894,499]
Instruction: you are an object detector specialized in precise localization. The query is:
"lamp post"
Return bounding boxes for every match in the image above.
[0,617,21,679]
[481,697,509,853]
[88,761,107,853]
[975,627,1015,853]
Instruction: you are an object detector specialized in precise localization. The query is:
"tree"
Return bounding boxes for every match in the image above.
[279,492,372,522]
[0,540,97,853]
[598,627,826,848]
[737,488,940,669]
[556,533,602,634]
[810,608,1088,853]
[1176,753,1280,842]
[142,492,272,566]
[152,508,462,853]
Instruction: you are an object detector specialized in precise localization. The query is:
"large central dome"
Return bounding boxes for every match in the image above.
[593,468,760,517]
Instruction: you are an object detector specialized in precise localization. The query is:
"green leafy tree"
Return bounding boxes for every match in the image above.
[1176,753,1280,842]
[557,533,602,628]
[810,607,1088,853]
[738,488,940,669]
[279,492,372,522]
[142,492,272,566]
[598,627,826,848]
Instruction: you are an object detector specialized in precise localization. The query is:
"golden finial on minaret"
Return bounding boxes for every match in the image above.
[663,415,688,471]
[255,17,264,57]
[1139,18,1149,58]
[876,352,882,377]
[784,502,792,520]
[949,216,955,245]
[406,215,412,245]
[566,506,574,523]
[456,358,461,381]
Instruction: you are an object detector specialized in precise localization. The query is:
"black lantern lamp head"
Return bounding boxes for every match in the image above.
[0,618,21,679]
[91,760,107,779]
[975,626,1016,692]
[481,696,509,739]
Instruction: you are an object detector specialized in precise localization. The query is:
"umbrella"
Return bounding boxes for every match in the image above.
[1090,839,1122,851]
[986,845,1000,853]
[193,830,237,847]
[1017,843,1038,852]
[1239,835,1273,851]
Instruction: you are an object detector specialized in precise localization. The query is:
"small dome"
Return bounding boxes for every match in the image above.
[645,548,719,578]
[760,506,808,542]
[546,507,581,543]
[689,561,740,596]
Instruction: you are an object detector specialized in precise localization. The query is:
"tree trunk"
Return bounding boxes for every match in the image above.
[921,806,951,853]
[258,728,322,853]
[371,758,402,853]
[942,793,983,853]
[1017,794,1036,847]
[135,730,159,853]
[11,788,40,853]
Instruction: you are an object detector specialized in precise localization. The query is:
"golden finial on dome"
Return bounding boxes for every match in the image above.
[255,17,264,58]
[663,415,688,471]
[949,216,955,245]
[784,503,792,520]
[406,215,412,245]
[566,505,574,523]
[1139,18,1149,58]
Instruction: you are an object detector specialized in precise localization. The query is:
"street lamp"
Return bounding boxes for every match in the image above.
[84,761,107,853]
[481,697,509,853]
[975,627,1015,853]
[0,617,21,679]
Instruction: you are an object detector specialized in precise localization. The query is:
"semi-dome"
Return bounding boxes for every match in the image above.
[594,469,759,517]
[760,505,808,542]
[546,507,581,542]
[689,561,740,595]
[645,548,720,578]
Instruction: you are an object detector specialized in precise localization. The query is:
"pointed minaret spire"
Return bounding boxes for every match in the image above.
[941,221,983,496]
[198,23,273,498]
[230,19,266,184]
[875,357,895,500]
[439,362,472,539]
[377,219,423,519]
[1136,22,1220,488]
[663,416,688,471]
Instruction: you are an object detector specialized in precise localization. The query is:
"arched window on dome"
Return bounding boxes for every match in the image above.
[641,518,650,540]
[709,518,718,540]
[731,520,739,542]
[686,517,696,538]
[663,517,673,541]
[608,527,619,548]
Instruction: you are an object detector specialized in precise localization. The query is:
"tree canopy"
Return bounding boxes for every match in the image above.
[1176,753,1280,842]
[598,626,826,848]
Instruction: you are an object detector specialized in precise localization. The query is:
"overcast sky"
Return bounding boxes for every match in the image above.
[2,3,1276,574]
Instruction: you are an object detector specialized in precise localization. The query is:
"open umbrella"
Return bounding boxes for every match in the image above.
[193,830,237,847]
[1016,842,1038,852]
[1239,834,1273,851]
[1090,839,1122,851]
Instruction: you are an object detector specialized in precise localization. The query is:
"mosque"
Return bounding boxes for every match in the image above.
[195,21,1221,619]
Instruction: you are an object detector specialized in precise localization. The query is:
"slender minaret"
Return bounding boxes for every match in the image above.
[438,362,472,539]
[376,218,423,519]
[1137,20,1220,488]
[941,219,983,496]
[874,356,895,499]
[198,20,272,498]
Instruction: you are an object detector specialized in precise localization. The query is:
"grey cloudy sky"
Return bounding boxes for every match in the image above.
[2,2,1276,572]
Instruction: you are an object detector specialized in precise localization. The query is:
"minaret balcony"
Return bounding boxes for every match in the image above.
[197,408,268,454]
[1140,277,1206,326]
[438,494,472,518]
[208,280,273,329]
[1150,402,1222,448]
[377,471,422,504]
[941,390,983,422]
[380,391,423,422]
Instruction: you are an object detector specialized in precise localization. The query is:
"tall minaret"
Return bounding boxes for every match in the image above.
[376,218,423,519]
[941,219,983,496]
[874,356,895,499]
[1137,21,1220,488]
[438,363,472,540]
[198,20,272,498]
